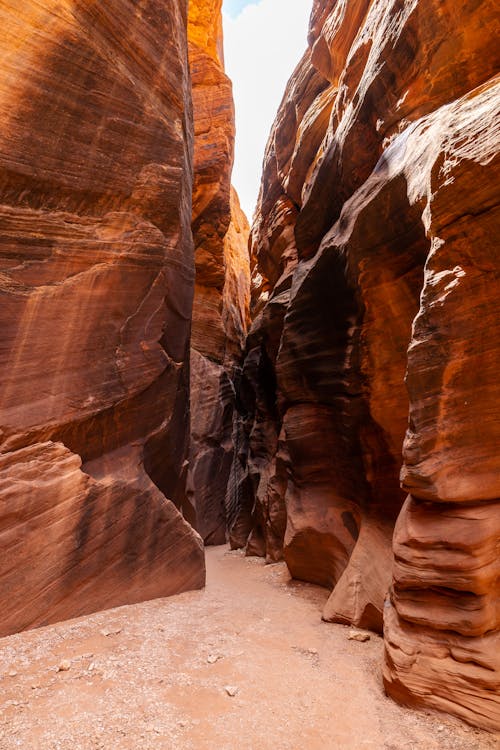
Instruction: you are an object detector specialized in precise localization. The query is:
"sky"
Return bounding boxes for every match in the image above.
[222,0,312,220]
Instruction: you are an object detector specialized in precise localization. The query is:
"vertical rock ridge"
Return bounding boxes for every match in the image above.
[236,0,500,731]
[187,0,250,545]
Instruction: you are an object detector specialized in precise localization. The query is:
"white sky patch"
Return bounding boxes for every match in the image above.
[222,0,312,220]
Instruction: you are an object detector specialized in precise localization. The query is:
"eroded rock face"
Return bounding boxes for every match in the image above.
[0,0,205,636]
[237,0,500,730]
[188,1,250,544]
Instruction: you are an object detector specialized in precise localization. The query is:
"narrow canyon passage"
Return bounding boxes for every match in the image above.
[0,546,495,750]
[0,0,498,741]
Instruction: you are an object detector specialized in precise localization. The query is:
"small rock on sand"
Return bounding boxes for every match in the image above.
[207,654,223,664]
[347,631,370,642]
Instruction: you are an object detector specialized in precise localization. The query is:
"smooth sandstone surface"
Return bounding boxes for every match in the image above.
[0,0,206,637]
[0,443,203,636]
[233,0,500,731]
[188,0,250,545]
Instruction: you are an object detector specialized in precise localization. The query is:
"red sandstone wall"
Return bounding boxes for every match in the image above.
[235,0,500,731]
[188,0,250,544]
[0,0,205,637]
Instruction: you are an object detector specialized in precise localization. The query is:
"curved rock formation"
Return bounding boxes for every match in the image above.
[0,0,207,636]
[235,0,500,731]
[188,0,250,545]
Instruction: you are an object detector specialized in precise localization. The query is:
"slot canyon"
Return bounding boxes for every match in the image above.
[0,0,498,747]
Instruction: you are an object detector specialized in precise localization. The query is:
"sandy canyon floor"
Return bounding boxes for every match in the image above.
[0,545,497,750]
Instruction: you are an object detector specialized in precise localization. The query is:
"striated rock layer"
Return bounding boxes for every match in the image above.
[188,0,250,545]
[235,0,500,731]
[0,0,206,636]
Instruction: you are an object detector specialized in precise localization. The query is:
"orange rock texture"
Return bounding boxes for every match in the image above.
[0,0,210,637]
[188,0,250,544]
[233,0,500,731]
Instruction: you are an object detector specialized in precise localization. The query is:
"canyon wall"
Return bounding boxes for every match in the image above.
[188,0,250,545]
[237,0,500,731]
[0,0,210,637]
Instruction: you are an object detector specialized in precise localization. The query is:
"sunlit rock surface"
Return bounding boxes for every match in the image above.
[0,0,206,636]
[234,0,500,730]
[188,0,250,544]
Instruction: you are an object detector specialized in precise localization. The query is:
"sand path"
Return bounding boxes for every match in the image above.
[0,545,497,749]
